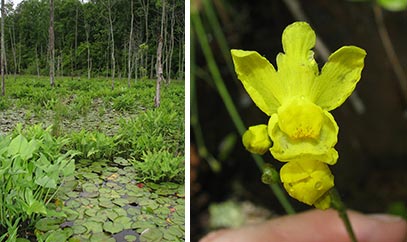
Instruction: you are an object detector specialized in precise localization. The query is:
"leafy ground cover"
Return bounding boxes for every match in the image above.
[0,76,185,242]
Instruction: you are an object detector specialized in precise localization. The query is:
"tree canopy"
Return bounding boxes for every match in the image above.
[3,0,185,80]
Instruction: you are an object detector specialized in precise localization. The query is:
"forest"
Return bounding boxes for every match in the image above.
[2,0,185,81]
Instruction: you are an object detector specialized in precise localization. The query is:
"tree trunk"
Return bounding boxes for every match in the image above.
[179,40,184,80]
[74,5,78,74]
[9,22,17,80]
[1,0,5,96]
[127,0,134,88]
[83,0,91,79]
[134,51,138,83]
[155,0,165,108]
[150,54,154,79]
[35,45,40,77]
[167,4,175,83]
[49,0,55,87]
[140,0,149,79]
[107,0,115,90]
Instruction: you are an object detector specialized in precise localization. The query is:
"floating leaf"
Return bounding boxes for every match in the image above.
[72,224,87,234]
[35,218,63,231]
[114,216,132,229]
[139,228,163,242]
[113,157,130,166]
[124,235,138,242]
[83,221,103,233]
[90,232,115,242]
[103,221,124,234]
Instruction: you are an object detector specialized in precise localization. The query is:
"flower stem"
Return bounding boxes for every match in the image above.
[330,189,358,242]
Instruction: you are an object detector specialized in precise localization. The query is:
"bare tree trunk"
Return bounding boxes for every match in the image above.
[49,0,55,87]
[155,0,165,108]
[1,0,5,96]
[127,0,134,87]
[178,40,184,80]
[9,22,17,80]
[83,0,91,79]
[150,54,154,79]
[74,5,78,74]
[35,45,40,77]
[140,0,149,78]
[167,4,175,83]
[133,51,138,83]
[107,0,115,90]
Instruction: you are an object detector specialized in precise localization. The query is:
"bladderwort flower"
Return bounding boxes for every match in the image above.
[232,22,366,209]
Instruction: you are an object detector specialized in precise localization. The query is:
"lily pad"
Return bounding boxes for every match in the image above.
[113,198,129,207]
[83,221,103,233]
[113,207,127,217]
[103,221,124,234]
[72,224,87,234]
[45,228,73,241]
[82,183,98,193]
[90,232,115,242]
[139,228,163,242]
[99,197,115,208]
[124,235,138,242]
[35,217,64,231]
[114,216,133,229]
[113,157,130,166]
[131,221,154,232]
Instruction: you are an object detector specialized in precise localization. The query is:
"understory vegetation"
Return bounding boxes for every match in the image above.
[0,76,185,242]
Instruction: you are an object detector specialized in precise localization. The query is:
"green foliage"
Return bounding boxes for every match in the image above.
[133,150,184,183]
[117,106,184,158]
[112,93,137,111]
[72,94,92,116]
[0,97,10,110]
[68,129,117,161]
[0,124,77,238]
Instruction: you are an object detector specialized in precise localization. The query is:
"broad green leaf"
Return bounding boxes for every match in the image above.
[103,221,124,234]
[8,134,28,156]
[139,228,163,242]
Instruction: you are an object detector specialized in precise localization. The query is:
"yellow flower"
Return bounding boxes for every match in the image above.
[280,160,334,209]
[231,22,366,164]
[242,124,272,155]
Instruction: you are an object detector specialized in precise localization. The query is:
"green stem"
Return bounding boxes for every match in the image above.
[201,0,235,76]
[191,27,222,173]
[191,10,295,215]
[330,189,358,242]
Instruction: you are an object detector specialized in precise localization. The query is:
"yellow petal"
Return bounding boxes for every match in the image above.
[280,160,334,206]
[314,193,331,210]
[277,97,323,140]
[268,109,339,165]
[312,46,366,111]
[242,124,272,155]
[276,22,319,99]
[231,49,283,115]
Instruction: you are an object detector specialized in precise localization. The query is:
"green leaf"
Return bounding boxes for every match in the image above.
[103,221,124,234]
[26,200,47,216]
[8,134,28,156]
[45,228,74,242]
[140,228,163,242]
[36,218,64,231]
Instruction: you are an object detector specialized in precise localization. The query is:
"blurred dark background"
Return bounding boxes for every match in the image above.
[191,0,407,241]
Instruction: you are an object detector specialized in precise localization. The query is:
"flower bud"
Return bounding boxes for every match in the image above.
[261,164,280,185]
[242,124,272,155]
